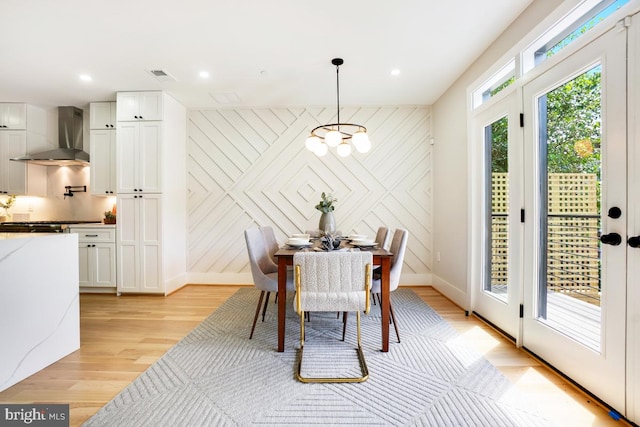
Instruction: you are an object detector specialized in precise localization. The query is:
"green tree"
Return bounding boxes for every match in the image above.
[489,67,601,177]
[545,66,601,176]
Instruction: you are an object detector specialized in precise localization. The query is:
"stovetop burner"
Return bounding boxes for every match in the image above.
[0,220,102,233]
[1,220,101,225]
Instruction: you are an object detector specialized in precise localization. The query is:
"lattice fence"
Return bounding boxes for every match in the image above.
[491,173,509,289]
[492,173,600,304]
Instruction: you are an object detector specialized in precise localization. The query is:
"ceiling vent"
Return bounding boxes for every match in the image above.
[147,69,176,82]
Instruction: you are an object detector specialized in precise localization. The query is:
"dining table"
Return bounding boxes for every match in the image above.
[274,239,393,352]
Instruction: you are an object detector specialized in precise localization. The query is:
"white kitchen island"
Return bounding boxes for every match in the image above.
[0,233,80,392]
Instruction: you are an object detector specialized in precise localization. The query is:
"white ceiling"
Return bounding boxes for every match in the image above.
[1,0,533,110]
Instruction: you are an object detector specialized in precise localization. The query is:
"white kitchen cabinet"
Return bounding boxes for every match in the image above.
[0,131,27,194]
[116,194,162,293]
[89,102,116,129]
[0,103,27,129]
[90,129,116,195]
[116,121,162,193]
[70,226,116,290]
[0,105,47,196]
[116,92,163,121]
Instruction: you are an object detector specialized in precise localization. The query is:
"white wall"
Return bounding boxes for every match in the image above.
[431,0,564,307]
[186,106,433,285]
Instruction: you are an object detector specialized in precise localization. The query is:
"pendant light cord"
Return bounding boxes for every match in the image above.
[335,63,340,128]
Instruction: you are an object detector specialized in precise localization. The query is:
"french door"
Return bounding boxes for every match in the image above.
[471,92,522,341]
[472,16,638,417]
[522,24,627,411]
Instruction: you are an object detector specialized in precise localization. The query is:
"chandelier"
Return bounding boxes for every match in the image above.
[305,58,371,157]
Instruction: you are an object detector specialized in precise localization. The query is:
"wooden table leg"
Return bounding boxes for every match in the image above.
[277,256,287,352]
[380,256,390,352]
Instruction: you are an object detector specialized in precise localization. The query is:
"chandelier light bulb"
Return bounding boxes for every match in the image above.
[325,130,342,147]
[336,142,352,157]
[314,142,328,156]
[305,135,321,152]
[352,131,370,153]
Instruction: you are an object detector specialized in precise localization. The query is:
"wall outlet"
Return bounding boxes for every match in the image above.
[436,251,441,262]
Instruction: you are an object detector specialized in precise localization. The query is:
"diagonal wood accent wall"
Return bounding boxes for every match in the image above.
[186,106,432,284]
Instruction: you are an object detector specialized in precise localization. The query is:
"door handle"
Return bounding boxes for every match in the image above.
[628,236,640,248]
[600,233,622,246]
[607,207,622,218]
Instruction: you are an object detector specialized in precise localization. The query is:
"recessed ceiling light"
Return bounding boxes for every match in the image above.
[390,69,401,76]
[79,74,92,82]
[199,71,210,79]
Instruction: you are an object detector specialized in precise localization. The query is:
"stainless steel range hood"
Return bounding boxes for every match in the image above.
[11,106,89,166]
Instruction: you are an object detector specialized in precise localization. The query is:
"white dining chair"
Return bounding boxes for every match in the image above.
[260,225,280,270]
[293,251,372,383]
[375,226,390,250]
[245,228,293,339]
[370,228,408,343]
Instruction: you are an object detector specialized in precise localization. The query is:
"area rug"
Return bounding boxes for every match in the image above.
[84,289,554,426]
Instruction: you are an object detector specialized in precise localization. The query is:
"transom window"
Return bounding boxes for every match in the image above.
[472,0,629,110]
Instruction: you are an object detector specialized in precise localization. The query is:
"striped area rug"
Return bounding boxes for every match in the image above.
[85,289,553,426]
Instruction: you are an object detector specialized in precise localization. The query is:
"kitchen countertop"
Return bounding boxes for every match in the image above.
[67,223,116,229]
[0,233,60,240]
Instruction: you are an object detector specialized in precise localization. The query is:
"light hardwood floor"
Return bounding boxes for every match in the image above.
[0,285,628,426]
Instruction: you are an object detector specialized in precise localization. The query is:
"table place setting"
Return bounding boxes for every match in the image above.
[285,235,312,248]
[282,232,379,252]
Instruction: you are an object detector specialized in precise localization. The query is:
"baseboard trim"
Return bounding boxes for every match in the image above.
[431,274,470,310]
[186,272,432,286]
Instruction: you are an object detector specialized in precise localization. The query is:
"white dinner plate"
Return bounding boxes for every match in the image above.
[287,242,312,248]
[352,243,377,248]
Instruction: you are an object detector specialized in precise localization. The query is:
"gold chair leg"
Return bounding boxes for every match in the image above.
[295,309,369,383]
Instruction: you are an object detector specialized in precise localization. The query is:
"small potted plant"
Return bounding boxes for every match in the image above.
[0,194,16,222]
[103,211,116,224]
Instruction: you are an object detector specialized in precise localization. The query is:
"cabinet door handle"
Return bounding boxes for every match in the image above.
[85,234,99,237]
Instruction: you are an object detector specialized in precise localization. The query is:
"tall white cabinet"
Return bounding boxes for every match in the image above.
[115,92,187,294]
[89,102,117,195]
[0,103,47,196]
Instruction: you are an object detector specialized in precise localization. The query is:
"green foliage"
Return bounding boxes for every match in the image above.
[545,66,601,176]
[315,192,337,213]
[0,195,16,211]
[490,67,601,177]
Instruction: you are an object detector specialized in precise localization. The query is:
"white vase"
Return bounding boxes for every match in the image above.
[319,212,336,234]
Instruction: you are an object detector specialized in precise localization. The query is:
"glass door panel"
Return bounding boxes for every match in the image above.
[537,65,603,351]
[486,116,509,301]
